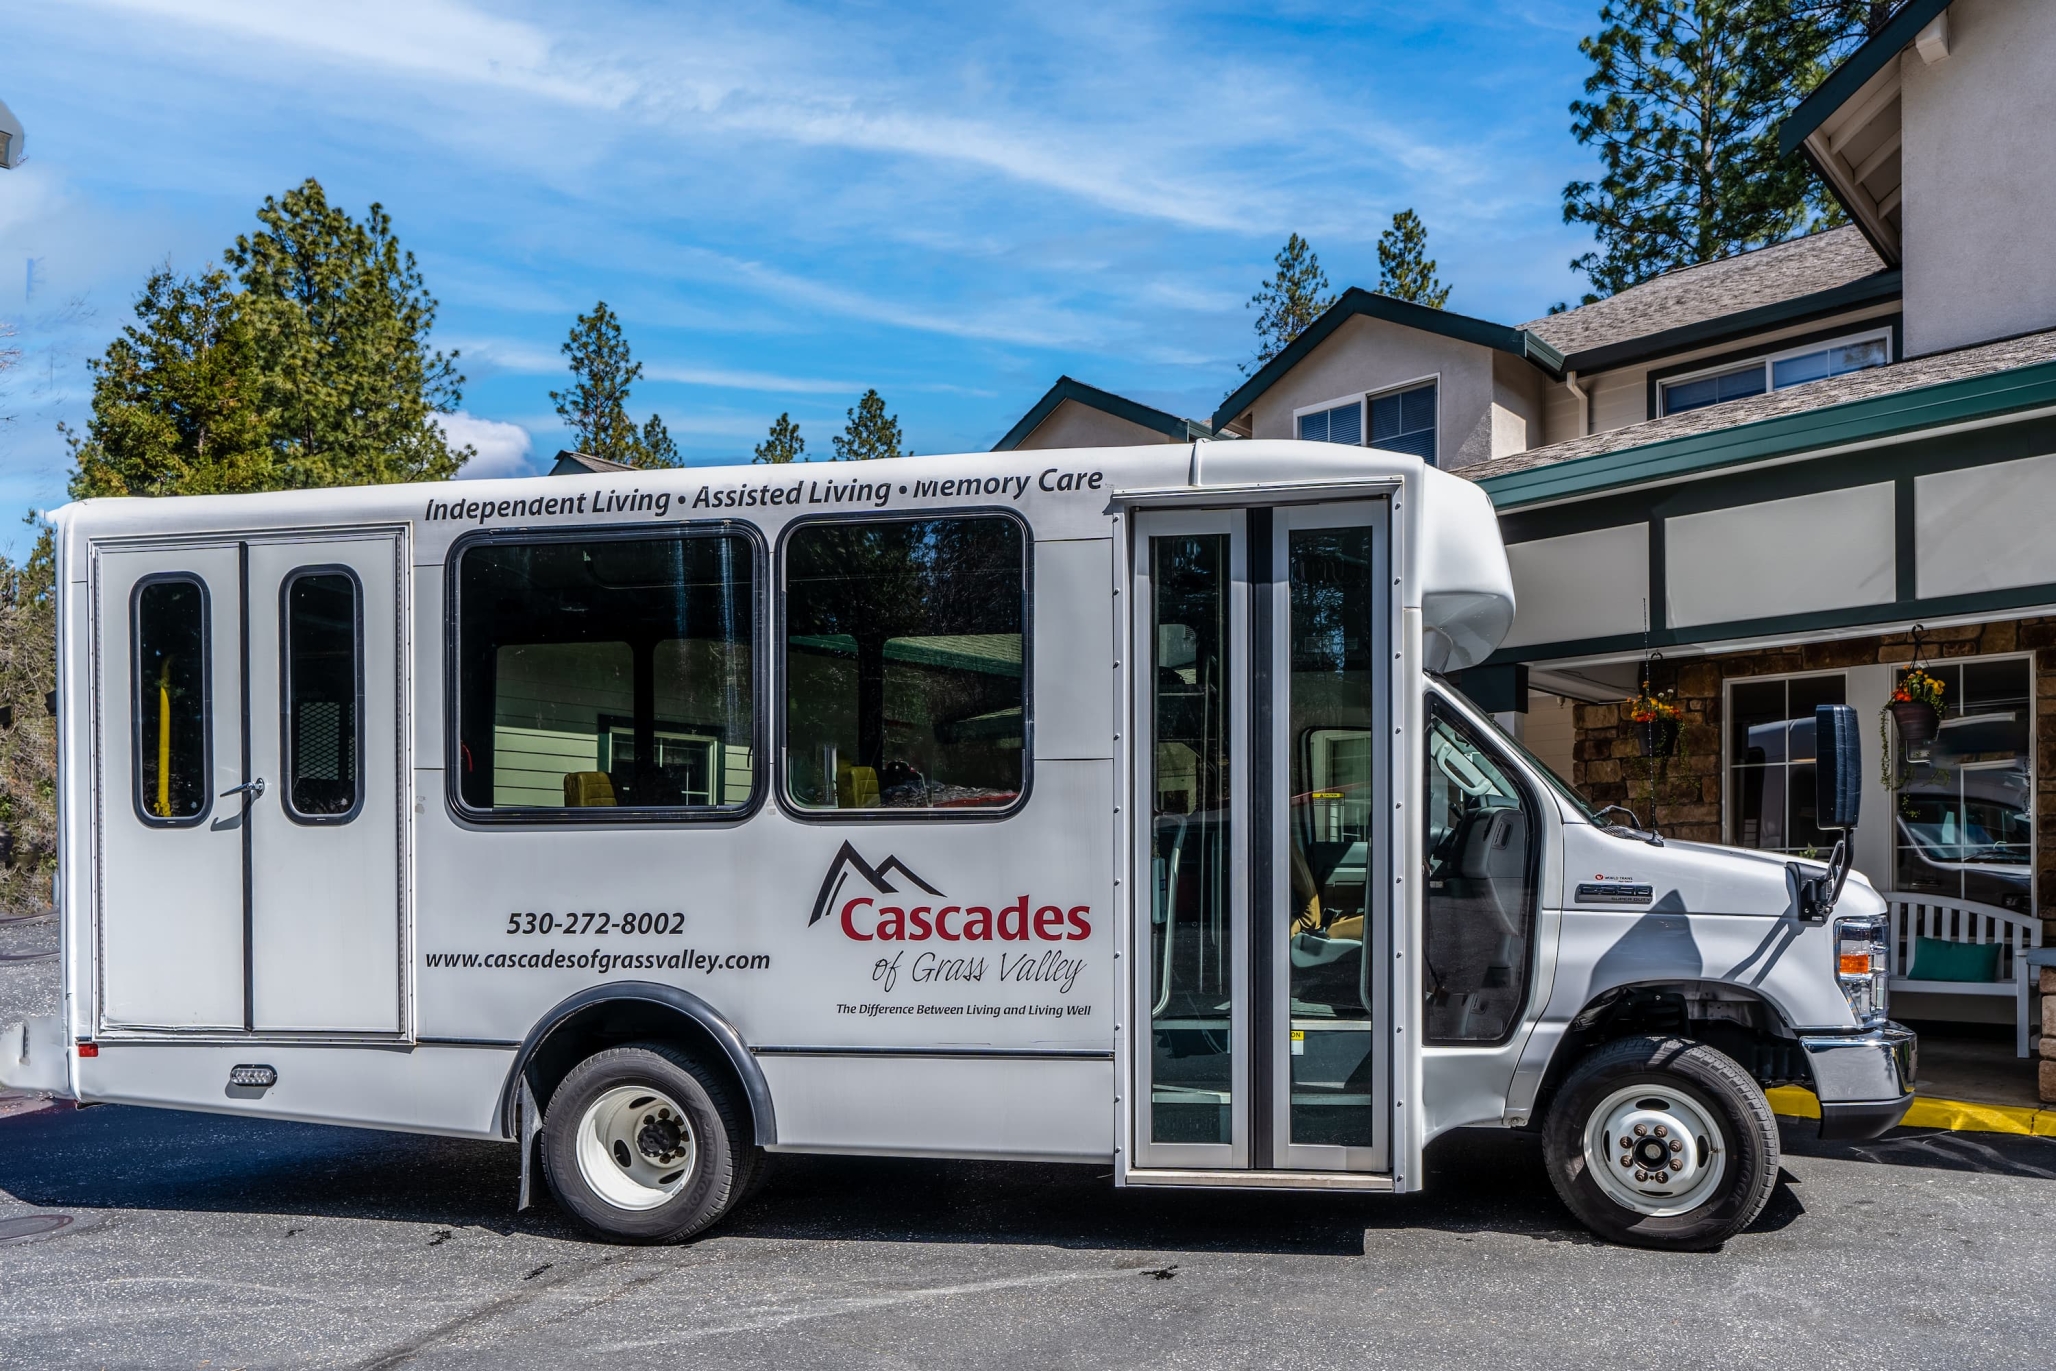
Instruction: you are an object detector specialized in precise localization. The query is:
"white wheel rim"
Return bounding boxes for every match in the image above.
[575,1085,697,1212]
[1582,1083,1728,1218]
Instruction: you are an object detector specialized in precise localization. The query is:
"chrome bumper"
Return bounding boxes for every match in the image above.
[1798,1021,1916,1140]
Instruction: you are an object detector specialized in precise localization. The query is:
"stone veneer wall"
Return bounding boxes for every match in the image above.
[1568,617,2056,1104]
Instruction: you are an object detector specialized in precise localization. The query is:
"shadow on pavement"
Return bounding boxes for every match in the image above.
[2,1103,2045,1256]
[1782,1117,2056,1179]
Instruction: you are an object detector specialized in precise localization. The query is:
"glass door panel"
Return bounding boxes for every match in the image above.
[1134,511,1246,1169]
[1270,503,1389,1172]
[1284,524,1377,1147]
[1148,532,1234,1143]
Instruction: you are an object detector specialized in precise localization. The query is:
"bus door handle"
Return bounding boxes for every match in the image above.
[221,778,267,801]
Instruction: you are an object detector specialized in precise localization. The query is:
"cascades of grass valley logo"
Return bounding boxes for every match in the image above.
[809,842,1090,942]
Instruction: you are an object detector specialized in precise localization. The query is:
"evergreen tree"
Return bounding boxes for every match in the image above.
[226,179,467,485]
[551,301,645,464]
[754,412,806,464]
[0,521,56,913]
[832,389,904,461]
[1561,0,1884,299]
[551,300,681,468]
[1243,233,1335,374]
[65,267,276,498]
[640,412,680,468]
[1375,210,1452,308]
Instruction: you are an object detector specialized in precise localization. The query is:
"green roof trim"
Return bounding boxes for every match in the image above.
[1780,0,1950,157]
[1477,355,2056,510]
[994,376,1208,451]
[1562,269,1902,374]
[1209,288,1565,434]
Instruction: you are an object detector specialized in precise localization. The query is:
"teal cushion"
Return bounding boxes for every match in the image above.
[1905,936,2002,983]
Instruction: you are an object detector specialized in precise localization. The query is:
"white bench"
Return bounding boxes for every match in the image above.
[1882,892,2042,1057]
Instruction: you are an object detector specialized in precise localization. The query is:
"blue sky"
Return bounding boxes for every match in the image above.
[0,0,1607,548]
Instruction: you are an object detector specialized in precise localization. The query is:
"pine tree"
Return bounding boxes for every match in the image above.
[1243,233,1335,374]
[551,301,646,465]
[65,267,277,498]
[1375,210,1452,308]
[0,521,56,913]
[550,301,682,468]
[832,389,904,461]
[754,412,806,464]
[1562,0,1885,299]
[226,179,466,485]
[640,413,680,468]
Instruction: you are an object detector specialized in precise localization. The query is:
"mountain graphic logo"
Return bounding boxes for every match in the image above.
[807,841,945,928]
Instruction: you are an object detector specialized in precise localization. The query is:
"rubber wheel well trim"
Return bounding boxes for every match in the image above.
[495,981,777,1147]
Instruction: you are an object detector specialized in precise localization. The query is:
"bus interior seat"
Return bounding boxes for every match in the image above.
[563,771,618,807]
[836,762,880,809]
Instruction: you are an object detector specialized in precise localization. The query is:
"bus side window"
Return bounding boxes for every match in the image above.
[453,531,759,817]
[282,569,363,821]
[783,515,1026,813]
[133,575,211,824]
[1422,700,1537,1044]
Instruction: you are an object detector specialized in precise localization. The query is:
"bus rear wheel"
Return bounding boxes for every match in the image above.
[1542,1035,1779,1251]
[541,1043,756,1244]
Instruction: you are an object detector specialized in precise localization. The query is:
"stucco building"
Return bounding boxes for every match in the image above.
[999,0,2056,1100]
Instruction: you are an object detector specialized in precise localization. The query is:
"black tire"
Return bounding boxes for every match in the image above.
[1542,1035,1779,1251]
[541,1043,755,1244]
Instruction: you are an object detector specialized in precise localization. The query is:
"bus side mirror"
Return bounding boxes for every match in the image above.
[1814,704,1860,832]
[1796,703,1861,923]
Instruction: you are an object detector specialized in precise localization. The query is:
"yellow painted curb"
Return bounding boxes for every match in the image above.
[1766,1085,2056,1137]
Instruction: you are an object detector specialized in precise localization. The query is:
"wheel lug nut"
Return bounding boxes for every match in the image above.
[1619,1135,1633,1149]
[1656,1171,1670,1183]
[1633,1123,1648,1137]
[1653,1124,1667,1138]
[1634,1169,1648,1181]
[1669,1139,1683,1153]
[1620,1155,1633,1167]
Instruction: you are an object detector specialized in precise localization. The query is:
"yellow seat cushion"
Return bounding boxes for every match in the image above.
[563,771,617,807]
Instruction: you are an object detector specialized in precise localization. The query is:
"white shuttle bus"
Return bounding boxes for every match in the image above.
[3,442,1915,1250]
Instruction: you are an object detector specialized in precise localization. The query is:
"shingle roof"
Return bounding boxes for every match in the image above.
[1470,327,2056,478]
[1520,227,1889,362]
[550,449,636,475]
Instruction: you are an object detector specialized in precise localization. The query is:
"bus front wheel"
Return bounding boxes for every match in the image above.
[1542,1035,1779,1251]
[541,1043,757,1244]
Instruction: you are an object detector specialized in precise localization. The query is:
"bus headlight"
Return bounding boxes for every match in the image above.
[1834,915,1889,1025]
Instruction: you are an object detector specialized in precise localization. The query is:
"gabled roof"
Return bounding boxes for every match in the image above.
[1471,327,2056,509]
[1520,227,1893,369]
[1780,0,1950,157]
[1210,288,1565,434]
[550,449,635,475]
[994,376,1210,451]
[1777,0,1950,264]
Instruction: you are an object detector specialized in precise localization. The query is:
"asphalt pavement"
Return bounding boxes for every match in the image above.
[1,1096,2052,1371]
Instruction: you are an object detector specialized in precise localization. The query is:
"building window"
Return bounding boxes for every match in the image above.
[1660,330,1891,416]
[1890,657,2033,914]
[281,568,362,822]
[453,530,758,817]
[1369,382,1436,463]
[1298,400,1361,445]
[132,575,211,825]
[1726,673,1846,854]
[783,515,1026,813]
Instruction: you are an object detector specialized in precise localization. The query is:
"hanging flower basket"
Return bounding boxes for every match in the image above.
[1887,698,1939,749]
[1889,667,1945,749]
[1626,686,1682,759]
